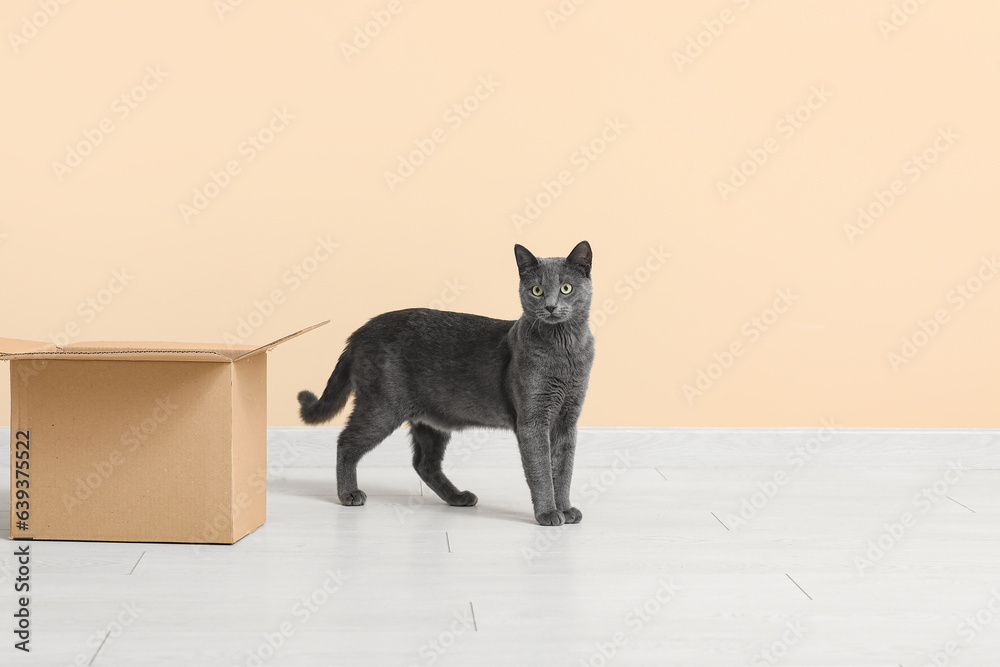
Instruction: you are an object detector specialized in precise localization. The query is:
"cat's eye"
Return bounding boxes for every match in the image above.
[560,283,573,294]
[531,285,544,297]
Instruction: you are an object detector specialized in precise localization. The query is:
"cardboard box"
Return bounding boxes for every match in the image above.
[2,322,326,544]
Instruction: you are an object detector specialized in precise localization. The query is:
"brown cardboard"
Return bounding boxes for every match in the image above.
[3,322,327,544]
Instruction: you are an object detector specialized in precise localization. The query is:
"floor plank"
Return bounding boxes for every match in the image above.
[1,428,999,666]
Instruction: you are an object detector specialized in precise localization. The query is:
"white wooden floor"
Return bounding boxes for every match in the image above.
[2,427,999,666]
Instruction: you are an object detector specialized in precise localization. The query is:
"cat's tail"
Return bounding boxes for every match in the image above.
[297,347,352,424]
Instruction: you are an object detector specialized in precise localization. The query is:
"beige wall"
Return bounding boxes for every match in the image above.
[1,1,998,427]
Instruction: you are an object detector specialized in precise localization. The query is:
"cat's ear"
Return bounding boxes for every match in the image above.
[514,244,539,275]
[567,240,592,277]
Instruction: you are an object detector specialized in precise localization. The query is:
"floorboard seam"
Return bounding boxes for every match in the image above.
[785,573,813,601]
[947,496,975,513]
[87,630,111,666]
[128,551,146,575]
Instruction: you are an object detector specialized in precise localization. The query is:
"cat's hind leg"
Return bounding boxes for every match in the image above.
[337,403,400,506]
[410,422,478,507]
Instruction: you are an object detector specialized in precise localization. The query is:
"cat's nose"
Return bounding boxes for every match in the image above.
[545,305,556,314]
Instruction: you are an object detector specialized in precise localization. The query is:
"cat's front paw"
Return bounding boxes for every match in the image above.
[447,491,478,507]
[339,489,367,506]
[535,509,566,526]
[562,507,582,524]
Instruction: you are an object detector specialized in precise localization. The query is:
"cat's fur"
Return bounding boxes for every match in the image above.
[297,241,595,526]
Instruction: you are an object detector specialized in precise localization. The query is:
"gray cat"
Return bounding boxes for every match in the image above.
[297,241,594,526]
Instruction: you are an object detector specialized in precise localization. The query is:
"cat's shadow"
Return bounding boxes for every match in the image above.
[273,477,536,525]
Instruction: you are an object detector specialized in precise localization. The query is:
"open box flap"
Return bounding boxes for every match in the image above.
[0,337,60,359]
[0,321,328,362]
[232,321,329,361]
